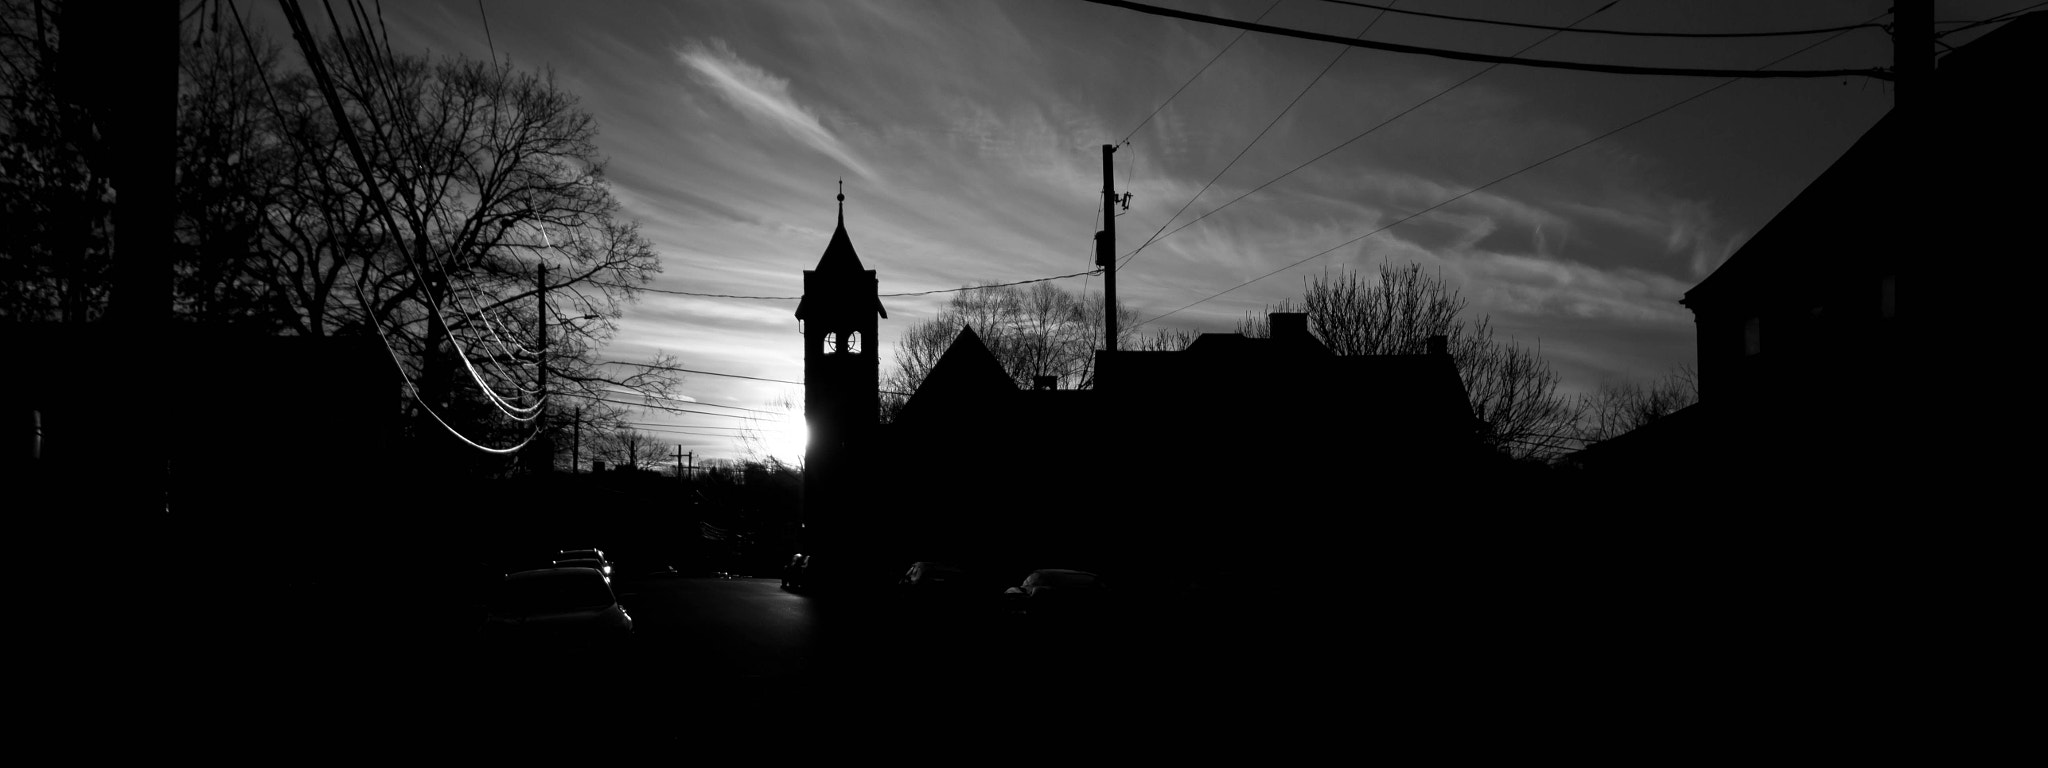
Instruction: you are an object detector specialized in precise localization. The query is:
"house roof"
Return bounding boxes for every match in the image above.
[1682,113,1895,309]
[895,325,1016,425]
[1683,12,2048,311]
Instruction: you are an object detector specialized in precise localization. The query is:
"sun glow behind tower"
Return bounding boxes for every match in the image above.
[767,417,808,468]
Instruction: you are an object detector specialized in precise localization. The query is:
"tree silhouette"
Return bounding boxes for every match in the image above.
[881,282,1139,422]
[1,0,113,323]
[1241,262,1583,460]
[597,428,668,473]
[1577,365,1698,444]
[4,11,686,471]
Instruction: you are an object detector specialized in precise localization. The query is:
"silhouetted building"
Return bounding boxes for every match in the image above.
[795,189,886,563]
[5,325,401,560]
[1573,13,2047,500]
[796,199,1482,580]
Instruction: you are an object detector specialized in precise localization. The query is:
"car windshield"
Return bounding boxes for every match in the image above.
[494,571,615,613]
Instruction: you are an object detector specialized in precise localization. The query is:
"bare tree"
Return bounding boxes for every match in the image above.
[597,428,668,473]
[185,19,687,470]
[1241,262,1584,461]
[1133,326,1199,352]
[0,0,113,322]
[881,282,1138,421]
[1578,365,1698,444]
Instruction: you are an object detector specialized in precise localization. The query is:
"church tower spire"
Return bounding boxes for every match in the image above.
[796,185,885,556]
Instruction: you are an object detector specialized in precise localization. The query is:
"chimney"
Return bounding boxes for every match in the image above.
[1032,375,1056,391]
[1427,335,1447,356]
[1271,313,1310,344]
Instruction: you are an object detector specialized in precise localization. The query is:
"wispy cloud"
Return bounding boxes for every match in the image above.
[675,38,876,180]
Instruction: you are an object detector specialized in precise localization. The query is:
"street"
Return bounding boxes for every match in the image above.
[145,563,1809,756]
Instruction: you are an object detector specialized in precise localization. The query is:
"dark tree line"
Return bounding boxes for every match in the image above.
[4,1,683,474]
[1237,262,1583,461]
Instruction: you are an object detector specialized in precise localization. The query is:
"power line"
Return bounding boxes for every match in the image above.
[1083,0,1894,81]
[625,425,754,439]
[622,420,758,431]
[1117,0,1285,146]
[1136,9,1886,329]
[476,0,494,60]
[597,269,1098,301]
[1123,0,1401,272]
[552,392,774,420]
[293,0,543,424]
[596,361,804,386]
[1315,0,1882,38]
[596,389,786,416]
[1935,2,2047,38]
[881,270,1100,297]
[1118,0,1624,269]
[282,0,542,453]
[600,283,801,300]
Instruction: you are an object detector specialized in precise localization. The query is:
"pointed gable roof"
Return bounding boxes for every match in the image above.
[795,197,887,322]
[896,325,1016,425]
[814,213,868,274]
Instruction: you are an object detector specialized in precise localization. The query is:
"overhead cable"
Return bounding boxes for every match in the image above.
[288,0,543,422]
[1136,8,1888,328]
[600,269,1098,301]
[1935,2,2047,37]
[1082,0,1894,81]
[1315,0,1881,38]
[553,392,775,420]
[1117,0,1286,145]
[1121,0,1401,271]
[1119,0,1624,268]
[597,361,804,386]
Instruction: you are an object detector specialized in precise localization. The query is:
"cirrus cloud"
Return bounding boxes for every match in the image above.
[675,37,876,180]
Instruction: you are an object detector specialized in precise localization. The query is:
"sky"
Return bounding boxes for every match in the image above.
[241,0,2027,465]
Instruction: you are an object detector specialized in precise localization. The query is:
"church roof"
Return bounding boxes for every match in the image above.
[895,325,1015,425]
[814,213,868,274]
[795,196,887,321]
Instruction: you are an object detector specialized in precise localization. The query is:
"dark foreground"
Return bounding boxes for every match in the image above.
[95,561,1907,758]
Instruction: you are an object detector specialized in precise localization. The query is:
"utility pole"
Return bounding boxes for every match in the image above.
[1891,0,1932,443]
[572,407,581,474]
[534,262,550,474]
[675,445,685,483]
[1096,143,1119,355]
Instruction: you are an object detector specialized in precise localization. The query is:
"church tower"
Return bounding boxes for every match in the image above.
[795,185,886,555]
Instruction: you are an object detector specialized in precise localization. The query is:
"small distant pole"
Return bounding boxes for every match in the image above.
[675,444,685,482]
[572,407,581,474]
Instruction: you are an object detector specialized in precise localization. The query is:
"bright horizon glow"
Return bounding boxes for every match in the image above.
[762,416,807,469]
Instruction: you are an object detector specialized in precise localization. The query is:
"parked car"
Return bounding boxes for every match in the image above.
[556,549,612,577]
[781,554,812,590]
[1003,569,1110,617]
[551,558,611,583]
[481,567,633,642]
